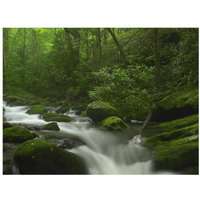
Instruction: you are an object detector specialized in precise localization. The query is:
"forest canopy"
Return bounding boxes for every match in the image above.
[3,28,199,119]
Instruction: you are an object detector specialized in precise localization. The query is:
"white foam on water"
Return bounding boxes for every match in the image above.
[4,102,174,174]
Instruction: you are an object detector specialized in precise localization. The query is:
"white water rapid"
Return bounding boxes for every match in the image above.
[3,102,170,175]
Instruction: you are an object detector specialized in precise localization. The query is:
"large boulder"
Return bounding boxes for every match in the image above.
[3,122,13,129]
[42,112,71,122]
[151,86,198,122]
[86,101,119,122]
[154,136,198,173]
[4,95,27,106]
[14,139,88,174]
[42,122,60,131]
[26,105,47,114]
[99,116,130,131]
[143,115,199,174]
[3,127,34,143]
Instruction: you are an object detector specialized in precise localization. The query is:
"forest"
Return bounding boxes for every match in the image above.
[3,28,199,175]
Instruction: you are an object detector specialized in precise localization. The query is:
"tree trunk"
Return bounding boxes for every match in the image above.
[64,28,80,66]
[23,28,26,60]
[154,28,161,83]
[96,28,101,64]
[31,29,37,56]
[3,28,9,92]
[106,28,129,65]
[86,31,89,60]
[139,109,152,134]
[103,29,108,44]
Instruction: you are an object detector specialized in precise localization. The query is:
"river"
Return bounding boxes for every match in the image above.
[3,102,173,174]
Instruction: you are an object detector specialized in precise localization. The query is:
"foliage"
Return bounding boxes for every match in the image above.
[89,65,155,119]
[3,28,198,120]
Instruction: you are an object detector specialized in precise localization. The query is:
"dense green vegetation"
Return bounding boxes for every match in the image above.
[3,28,198,120]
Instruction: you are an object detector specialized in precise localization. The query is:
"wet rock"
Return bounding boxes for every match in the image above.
[58,138,85,149]
[43,122,60,131]
[99,116,130,131]
[26,105,47,114]
[3,126,34,143]
[14,139,88,174]
[12,123,43,131]
[42,112,71,122]
[86,101,119,122]
[3,122,13,129]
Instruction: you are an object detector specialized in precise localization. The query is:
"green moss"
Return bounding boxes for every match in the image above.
[82,110,87,116]
[183,166,199,174]
[32,132,39,138]
[143,113,199,172]
[143,123,198,148]
[43,112,71,122]
[5,95,19,102]
[3,122,13,129]
[43,122,60,131]
[156,86,198,110]
[154,136,198,171]
[3,127,34,143]
[87,101,119,122]
[14,139,88,174]
[3,164,12,174]
[26,105,47,114]
[158,114,199,130]
[99,116,130,131]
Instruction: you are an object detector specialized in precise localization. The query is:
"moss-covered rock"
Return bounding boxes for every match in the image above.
[5,95,27,106]
[32,132,39,138]
[143,114,199,173]
[3,122,13,129]
[14,139,88,174]
[157,114,199,130]
[151,86,198,122]
[99,116,130,131]
[82,110,87,117]
[42,112,71,122]
[153,136,198,172]
[3,127,34,143]
[3,116,6,122]
[183,166,199,174]
[3,162,13,174]
[26,105,47,114]
[5,95,20,103]
[43,122,60,131]
[86,101,119,122]
[143,123,198,147]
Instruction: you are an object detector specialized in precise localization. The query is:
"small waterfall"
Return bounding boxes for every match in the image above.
[4,102,170,174]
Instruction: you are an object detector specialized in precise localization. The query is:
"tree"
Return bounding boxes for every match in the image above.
[95,28,101,64]
[154,28,161,84]
[106,28,129,66]
[64,28,80,66]
[3,28,9,91]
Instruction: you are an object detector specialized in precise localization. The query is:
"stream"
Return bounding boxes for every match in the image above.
[3,102,173,174]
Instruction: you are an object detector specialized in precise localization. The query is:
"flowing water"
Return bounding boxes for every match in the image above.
[3,102,173,174]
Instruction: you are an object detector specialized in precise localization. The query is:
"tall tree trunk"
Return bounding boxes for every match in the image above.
[96,28,101,64]
[106,28,129,65]
[3,28,9,92]
[139,109,152,134]
[86,31,89,60]
[64,28,80,66]
[31,29,37,56]
[154,28,161,83]
[103,29,108,44]
[23,28,26,61]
